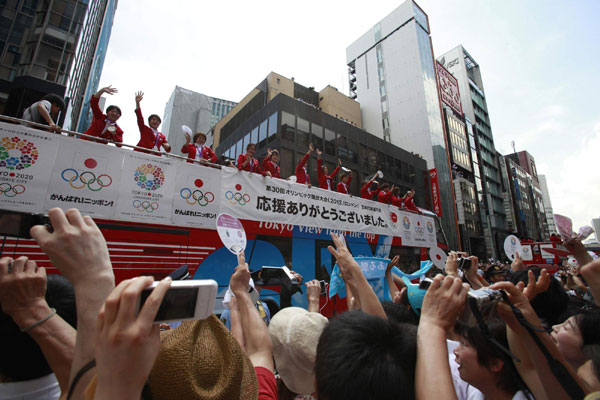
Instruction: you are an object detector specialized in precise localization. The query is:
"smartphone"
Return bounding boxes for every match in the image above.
[138,279,217,324]
[319,280,327,296]
[0,210,50,239]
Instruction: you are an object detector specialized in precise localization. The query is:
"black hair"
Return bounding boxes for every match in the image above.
[106,105,122,115]
[0,274,76,381]
[42,94,65,110]
[575,307,600,347]
[246,143,256,151]
[583,344,600,384]
[381,301,418,326]
[457,319,521,395]
[315,311,416,400]
[147,114,161,124]
[381,183,390,190]
[510,266,569,327]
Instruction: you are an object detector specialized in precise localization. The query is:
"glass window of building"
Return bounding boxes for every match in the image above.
[267,112,278,144]
[279,148,294,178]
[376,151,385,170]
[324,128,336,156]
[242,133,250,153]
[359,144,369,168]
[297,117,310,147]
[310,123,323,150]
[251,126,258,146]
[348,139,358,165]
[385,154,394,175]
[394,158,402,179]
[259,119,268,148]
[368,148,377,170]
[236,138,243,159]
[337,136,348,160]
[281,111,295,142]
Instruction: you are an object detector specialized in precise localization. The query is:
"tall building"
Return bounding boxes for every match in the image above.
[592,218,600,243]
[66,0,118,131]
[0,0,88,123]
[436,61,485,256]
[438,45,507,258]
[538,175,557,235]
[346,0,459,250]
[162,86,236,157]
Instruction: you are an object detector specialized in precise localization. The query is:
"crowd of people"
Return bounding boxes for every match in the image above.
[0,207,599,399]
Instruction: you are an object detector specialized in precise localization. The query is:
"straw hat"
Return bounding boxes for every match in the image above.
[268,307,328,395]
[149,316,258,400]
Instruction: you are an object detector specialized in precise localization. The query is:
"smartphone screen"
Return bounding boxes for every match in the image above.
[140,286,199,321]
[0,212,24,237]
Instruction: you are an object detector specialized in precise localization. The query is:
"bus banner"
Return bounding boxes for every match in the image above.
[0,123,60,213]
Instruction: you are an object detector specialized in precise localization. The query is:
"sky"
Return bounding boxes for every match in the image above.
[97,0,600,235]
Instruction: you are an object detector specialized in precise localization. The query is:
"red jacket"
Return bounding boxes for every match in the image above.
[377,190,393,204]
[261,155,280,178]
[317,158,340,190]
[404,196,421,213]
[83,96,123,146]
[295,152,311,185]
[336,176,352,195]
[134,107,170,154]
[391,194,404,208]
[361,183,380,200]
[181,143,218,164]
[237,154,266,175]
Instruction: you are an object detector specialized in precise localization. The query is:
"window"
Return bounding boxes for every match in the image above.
[236,138,243,159]
[395,158,403,179]
[311,123,323,150]
[324,128,336,156]
[279,148,294,178]
[281,111,295,142]
[368,148,377,170]
[242,133,250,154]
[267,112,278,144]
[259,119,267,148]
[359,144,369,168]
[251,127,258,147]
[348,139,358,165]
[337,136,348,160]
[297,117,309,147]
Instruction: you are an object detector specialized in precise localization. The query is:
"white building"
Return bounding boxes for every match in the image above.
[162,86,236,156]
[538,175,557,234]
[346,0,459,249]
[592,218,600,243]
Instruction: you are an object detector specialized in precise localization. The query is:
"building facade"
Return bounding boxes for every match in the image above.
[66,0,117,131]
[345,0,459,250]
[162,86,237,157]
[537,174,556,235]
[438,45,508,258]
[0,0,88,124]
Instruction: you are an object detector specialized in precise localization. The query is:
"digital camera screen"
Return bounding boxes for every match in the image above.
[140,286,199,321]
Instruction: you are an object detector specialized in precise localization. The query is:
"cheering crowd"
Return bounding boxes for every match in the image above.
[0,207,599,399]
[19,88,422,209]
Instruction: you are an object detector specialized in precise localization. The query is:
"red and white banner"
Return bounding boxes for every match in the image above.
[436,61,463,116]
[429,169,442,217]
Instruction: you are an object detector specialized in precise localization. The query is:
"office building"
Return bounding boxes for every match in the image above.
[538,175,557,235]
[346,0,459,250]
[66,0,118,131]
[213,73,439,239]
[592,218,600,243]
[436,61,485,256]
[0,0,88,124]
[162,86,236,156]
[438,45,508,258]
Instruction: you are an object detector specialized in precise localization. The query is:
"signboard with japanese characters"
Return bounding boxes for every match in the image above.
[436,61,463,116]
[45,138,123,217]
[114,152,177,223]
[171,161,220,229]
[0,123,59,212]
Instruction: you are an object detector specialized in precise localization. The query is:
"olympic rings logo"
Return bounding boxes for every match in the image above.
[61,168,112,191]
[0,136,39,170]
[180,188,214,206]
[416,227,425,235]
[225,190,250,205]
[0,182,25,197]
[133,200,159,213]
[134,164,165,191]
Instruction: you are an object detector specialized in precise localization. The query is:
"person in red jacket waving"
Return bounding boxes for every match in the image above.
[238,143,271,176]
[336,171,352,196]
[316,149,341,190]
[360,174,380,200]
[403,189,422,214]
[295,143,314,186]
[83,86,124,146]
[377,183,395,204]
[261,148,281,178]
[133,92,171,155]
[181,131,218,164]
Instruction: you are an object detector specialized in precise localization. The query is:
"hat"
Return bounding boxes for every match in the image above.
[485,265,506,280]
[268,307,328,395]
[149,316,258,400]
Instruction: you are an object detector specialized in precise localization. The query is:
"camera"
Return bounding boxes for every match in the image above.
[0,210,51,239]
[460,288,503,326]
[457,257,471,271]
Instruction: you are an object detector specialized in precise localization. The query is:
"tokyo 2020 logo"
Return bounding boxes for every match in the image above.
[61,158,112,191]
[426,220,434,233]
[134,163,164,191]
[225,184,250,205]
[0,136,38,170]
[402,216,411,230]
[180,178,214,206]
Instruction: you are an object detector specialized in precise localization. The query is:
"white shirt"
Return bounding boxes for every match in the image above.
[447,340,485,400]
[0,373,60,400]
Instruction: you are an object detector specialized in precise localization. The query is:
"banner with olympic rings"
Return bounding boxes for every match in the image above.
[0,122,60,212]
[171,161,220,228]
[388,209,437,247]
[45,138,124,216]
[114,152,177,223]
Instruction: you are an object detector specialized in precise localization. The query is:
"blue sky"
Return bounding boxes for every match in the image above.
[98,0,599,235]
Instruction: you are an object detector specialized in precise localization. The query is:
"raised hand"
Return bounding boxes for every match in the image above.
[316,148,322,157]
[230,251,250,295]
[511,251,525,272]
[99,86,118,96]
[135,91,144,106]
[338,158,342,166]
[518,268,550,301]
[420,274,469,331]
[0,256,47,324]
[308,143,314,153]
[306,280,321,312]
